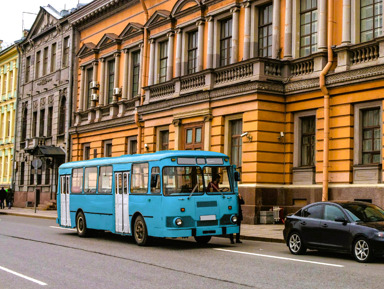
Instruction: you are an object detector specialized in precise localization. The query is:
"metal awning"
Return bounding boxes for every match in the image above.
[37,146,65,157]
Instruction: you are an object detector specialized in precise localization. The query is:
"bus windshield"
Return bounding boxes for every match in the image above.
[162,166,232,196]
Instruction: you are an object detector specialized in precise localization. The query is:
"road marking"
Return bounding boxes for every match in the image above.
[49,226,76,231]
[214,248,344,268]
[0,265,47,286]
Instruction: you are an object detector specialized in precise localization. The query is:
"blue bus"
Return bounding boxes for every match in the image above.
[57,150,241,245]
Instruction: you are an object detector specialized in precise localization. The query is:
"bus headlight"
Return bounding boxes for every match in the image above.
[230,215,238,224]
[174,217,183,227]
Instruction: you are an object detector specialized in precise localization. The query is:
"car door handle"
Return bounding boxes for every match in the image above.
[322,224,328,228]
[300,221,307,225]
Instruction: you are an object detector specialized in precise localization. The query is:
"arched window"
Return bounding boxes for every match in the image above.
[59,96,66,134]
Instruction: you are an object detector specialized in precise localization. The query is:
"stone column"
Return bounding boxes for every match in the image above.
[99,58,105,106]
[148,39,156,86]
[318,0,327,51]
[197,20,205,71]
[166,32,174,82]
[284,0,293,58]
[122,49,129,100]
[78,66,85,112]
[272,0,281,59]
[230,7,240,64]
[206,16,214,69]
[138,43,144,96]
[342,0,351,45]
[175,29,182,77]
[243,2,251,61]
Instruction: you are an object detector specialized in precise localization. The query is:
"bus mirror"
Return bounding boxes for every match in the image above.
[234,171,241,182]
[151,174,159,188]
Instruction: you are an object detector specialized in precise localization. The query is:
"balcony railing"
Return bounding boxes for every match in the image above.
[350,42,379,65]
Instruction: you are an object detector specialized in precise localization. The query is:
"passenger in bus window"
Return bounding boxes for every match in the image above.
[207,174,221,192]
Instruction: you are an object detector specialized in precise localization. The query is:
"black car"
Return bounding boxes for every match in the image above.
[283,201,384,262]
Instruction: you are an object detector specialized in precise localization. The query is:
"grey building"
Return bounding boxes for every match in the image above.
[14,5,78,208]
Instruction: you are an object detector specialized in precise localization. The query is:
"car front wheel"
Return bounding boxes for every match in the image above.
[288,232,306,255]
[353,237,373,263]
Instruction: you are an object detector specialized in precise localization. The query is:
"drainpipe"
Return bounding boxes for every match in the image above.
[139,0,149,106]
[135,111,142,154]
[319,0,334,202]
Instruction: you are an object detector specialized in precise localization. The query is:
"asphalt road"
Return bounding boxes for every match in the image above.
[0,215,383,289]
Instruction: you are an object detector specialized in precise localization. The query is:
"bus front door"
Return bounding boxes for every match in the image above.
[60,175,71,227]
[115,172,130,234]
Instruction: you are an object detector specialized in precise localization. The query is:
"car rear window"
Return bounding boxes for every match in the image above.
[302,204,323,219]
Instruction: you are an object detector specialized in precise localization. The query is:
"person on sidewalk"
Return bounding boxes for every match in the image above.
[0,187,6,209]
[230,193,245,244]
[6,187,13,209]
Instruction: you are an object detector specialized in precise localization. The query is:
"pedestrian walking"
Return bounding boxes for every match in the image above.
[230,193,245,244]
[0,187,6,209]
[6,187,13,209]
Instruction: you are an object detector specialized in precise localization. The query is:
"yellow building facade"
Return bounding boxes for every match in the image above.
[0,44,17,189]
[68,0,384,223]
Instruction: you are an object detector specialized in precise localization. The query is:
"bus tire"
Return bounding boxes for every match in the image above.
[194,236,212,244]
[76,211,88,237]
[133,215,149,246]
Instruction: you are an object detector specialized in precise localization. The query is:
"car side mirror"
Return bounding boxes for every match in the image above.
[234,171,241,182]
[335,217,348,225]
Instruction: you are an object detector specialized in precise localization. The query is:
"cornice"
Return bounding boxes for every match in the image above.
[69,115,136,134]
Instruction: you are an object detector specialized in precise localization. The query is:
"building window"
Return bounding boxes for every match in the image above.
[25,56,31,82]
[20,162,25,185]
[258,4,273,57]
[159,130,169,151]
[126,137,137,154]
[362,108,381,164]
[300,0,318,57]
[230,119,242,170]
[45,161,50,185]
[132,51,140,97]
[62,37,69,67]
[107,60,115,104]
[300,116,316,166]
[104,140,112,157]
[361,0,383,42]
[32,111,37,137]
[183,123,203,150]
[6,111,11,138]
[159,41,168,83]
[86,67,93,109]
[21,105,28,141]
[35,51,41,78]
[39,109,45,137]
[187,31,198,74]
[58,96,66,135]
[51,43,56,72]
[2,71,5,94]
[8,71,13,92]
[47,107,53,137]
[83,143,91,160]
[220,18,232,66]
[43,47,48,75]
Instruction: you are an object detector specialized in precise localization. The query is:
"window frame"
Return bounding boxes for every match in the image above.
[62,36,70,67]
[360,0,383,42]
[187,30,198,74]
[299,0,318,57]
[258,3,273,58]
[219,17,233,67]
[156,126,169,151]
[126,136,138,155]
[158,40,168,83]
[104,140,113,157]
[131,163,149,194]
[83,143,91,160]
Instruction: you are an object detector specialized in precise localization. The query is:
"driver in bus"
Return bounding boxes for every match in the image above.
[207,174,221,192]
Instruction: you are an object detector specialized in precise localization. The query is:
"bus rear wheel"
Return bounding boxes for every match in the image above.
[134,215,149,246]
[76,211,88,237]
[194,236,212,244]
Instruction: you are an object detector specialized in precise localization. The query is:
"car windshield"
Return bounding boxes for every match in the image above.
[341,203,384,222]
[162,166,232,196]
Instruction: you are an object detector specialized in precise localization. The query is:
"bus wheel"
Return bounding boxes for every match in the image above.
[76,212,88,237]
[134,215,149,246]
[194,236,212,244]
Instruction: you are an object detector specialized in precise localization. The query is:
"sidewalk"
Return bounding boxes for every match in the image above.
[0,207,285,243]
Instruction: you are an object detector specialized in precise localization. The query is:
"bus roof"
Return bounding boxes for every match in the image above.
[59,150,229,169]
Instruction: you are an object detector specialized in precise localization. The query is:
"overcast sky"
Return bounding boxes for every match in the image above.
[0,0,93,48]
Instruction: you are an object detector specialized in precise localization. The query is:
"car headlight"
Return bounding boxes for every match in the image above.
[174,217,183,227]
[375,231,384,238]
[230,215,238,224]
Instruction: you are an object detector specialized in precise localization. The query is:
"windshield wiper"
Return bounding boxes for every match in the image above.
[188,184,199,199]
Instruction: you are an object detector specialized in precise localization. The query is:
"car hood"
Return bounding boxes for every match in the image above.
[356,221,384,231]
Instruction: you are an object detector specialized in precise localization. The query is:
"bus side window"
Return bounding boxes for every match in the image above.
[151,167,161,194]
[71,168,83,194]
[131,163,149,194]
[99,166,113,194]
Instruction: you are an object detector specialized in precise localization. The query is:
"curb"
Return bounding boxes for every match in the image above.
[241,236,285,244]
[0,211,57,220]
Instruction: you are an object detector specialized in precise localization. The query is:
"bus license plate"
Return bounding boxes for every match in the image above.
[200,215,216,221]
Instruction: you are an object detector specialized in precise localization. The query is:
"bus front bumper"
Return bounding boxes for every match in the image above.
[164,225,239,238]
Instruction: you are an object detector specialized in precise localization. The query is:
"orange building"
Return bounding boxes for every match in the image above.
[68,0,384,223]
